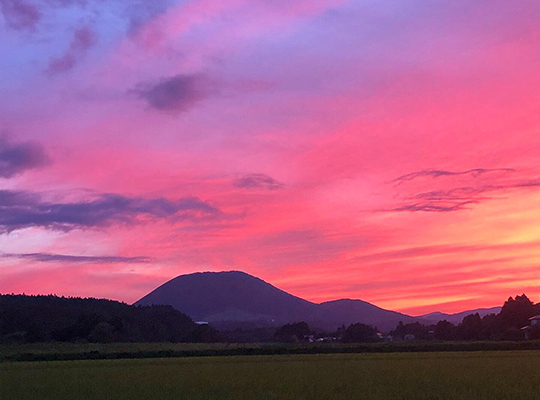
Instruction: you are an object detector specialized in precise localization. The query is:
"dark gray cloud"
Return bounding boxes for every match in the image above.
[1,252,150,263]
[0,0,41,31]
[46,26,96,75]
[0,136,49,178]
[0,189,220,232]
[234,174,285,191]
[386,168,540,213]
[134,74,211,113]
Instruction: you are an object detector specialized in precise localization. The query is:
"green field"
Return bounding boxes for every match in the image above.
[1,351,539,400]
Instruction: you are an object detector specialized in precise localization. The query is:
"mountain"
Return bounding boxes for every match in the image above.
[315,299,415,331]
[419,307,502,325]
[135,271,314,323]
[135,271,417,331]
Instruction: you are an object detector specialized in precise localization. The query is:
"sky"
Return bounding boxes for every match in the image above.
[0,0,539,315]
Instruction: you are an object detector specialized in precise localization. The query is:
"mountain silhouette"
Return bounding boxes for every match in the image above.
[314,299,416,331]
[419,307,502,325]
[135,271,417,331]
[135,271,313,322]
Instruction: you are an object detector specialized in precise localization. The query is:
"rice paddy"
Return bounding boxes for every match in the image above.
[2,350,539,400]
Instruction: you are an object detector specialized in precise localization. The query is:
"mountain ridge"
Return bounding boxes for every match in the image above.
[135,270,496,331]
[418,307,502,325]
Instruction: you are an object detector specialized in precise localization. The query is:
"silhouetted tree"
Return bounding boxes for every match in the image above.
[342,323,379,343]
[390,321,430,340]
[274,322,311,343]
[434,320,455,341]
[88,322,115,343]
[498,294,537,330]
[479,313,500,340]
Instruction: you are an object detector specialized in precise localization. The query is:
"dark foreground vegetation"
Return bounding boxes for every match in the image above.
[2,340,540,362]
[0,295,220,344]
[1,293,538,348]
[390,294,540,341]
[2,351,539,400]
[233,294,540,343]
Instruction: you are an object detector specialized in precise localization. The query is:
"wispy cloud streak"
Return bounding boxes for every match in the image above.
[1,252,150,264]
[386,168,540,213]
[233,174,285,190]
[392,168,515,184]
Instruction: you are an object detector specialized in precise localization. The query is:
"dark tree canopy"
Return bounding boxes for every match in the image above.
[390,294,539,342]
[341,323,379,343]
[498,294,537,329]
[273,322,311,343]
[0,294,221,343]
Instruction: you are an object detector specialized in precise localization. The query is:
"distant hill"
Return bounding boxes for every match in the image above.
[419,307,502,325]
[315,299,416,331]
[135,271,417,331]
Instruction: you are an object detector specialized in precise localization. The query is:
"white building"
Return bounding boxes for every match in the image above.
[521,315,540,340]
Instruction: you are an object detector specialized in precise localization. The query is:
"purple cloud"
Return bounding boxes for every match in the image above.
[0,190,221,232]
[392,168,515,184]
[125,0,175,34]
[46,26,97,75]
[234,174,285,191]
[1,0,175,34]
[1,252,150,264]
[389,202,478,213]
[0,136,49,178]
[134,74,211,113]
[385,168,540,213]
[0,0,41,31]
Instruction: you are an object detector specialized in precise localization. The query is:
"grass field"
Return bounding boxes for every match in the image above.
[1,351,539,400]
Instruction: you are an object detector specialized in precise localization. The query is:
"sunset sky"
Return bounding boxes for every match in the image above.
[1,0,539,315]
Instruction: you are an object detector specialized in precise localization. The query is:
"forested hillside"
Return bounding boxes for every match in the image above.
[0,294,220,343]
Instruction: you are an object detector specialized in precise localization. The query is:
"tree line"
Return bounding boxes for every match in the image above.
[0,294,220,343]
[389,294,540,341]
[270,294,540,343]
[1,293,538,344]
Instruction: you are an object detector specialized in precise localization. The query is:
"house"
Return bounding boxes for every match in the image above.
[521,315,540,340]
[315,337,337,343]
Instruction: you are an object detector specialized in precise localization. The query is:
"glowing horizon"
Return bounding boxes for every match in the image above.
[1,0,539,315]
